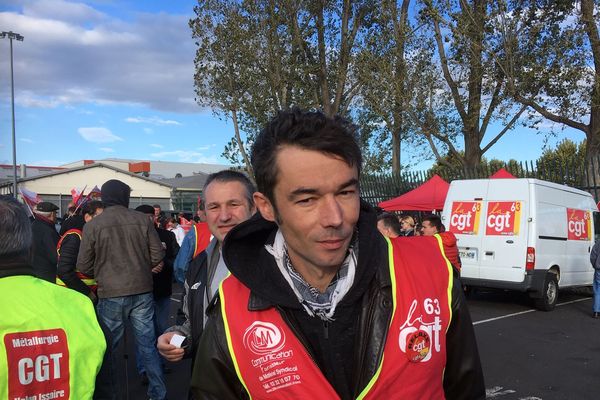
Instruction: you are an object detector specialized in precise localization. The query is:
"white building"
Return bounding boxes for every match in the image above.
[61,158,230,179]
[0,163,175,215]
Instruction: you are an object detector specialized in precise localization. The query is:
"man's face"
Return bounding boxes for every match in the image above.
[255,146,360,276]
[154,207,161,217]
[84,208,103,223]
[204,180,255,243]
[421,220,438,236]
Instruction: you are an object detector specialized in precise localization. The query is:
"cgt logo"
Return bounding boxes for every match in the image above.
[485,201,521,236]
[567,208,590,241]
[448,201,481,235]
[243,321,286,355]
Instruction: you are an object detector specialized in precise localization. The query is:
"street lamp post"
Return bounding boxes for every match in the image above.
[1,31,24,198]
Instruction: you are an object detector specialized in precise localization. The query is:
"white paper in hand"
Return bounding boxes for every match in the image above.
[170,333,186,348]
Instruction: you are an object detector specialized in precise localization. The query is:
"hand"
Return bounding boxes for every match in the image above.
[157,332,185,362]
[152,261,164,274]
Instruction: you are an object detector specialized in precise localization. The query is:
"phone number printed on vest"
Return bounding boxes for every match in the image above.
[243,321,301,393]
[4,329,70,400]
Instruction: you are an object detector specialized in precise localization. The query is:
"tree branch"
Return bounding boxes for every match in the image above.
[423,0,468,121]
[481,104,528,154]
[515,94,588,133]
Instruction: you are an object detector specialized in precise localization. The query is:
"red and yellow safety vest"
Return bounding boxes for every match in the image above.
[55,229,97,292]
[192,222,211,259]
[218,235,454,399]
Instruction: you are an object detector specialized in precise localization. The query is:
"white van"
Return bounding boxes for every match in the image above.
[441,178,599,310]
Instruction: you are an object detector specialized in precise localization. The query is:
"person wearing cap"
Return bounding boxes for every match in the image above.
[31,201,60,282]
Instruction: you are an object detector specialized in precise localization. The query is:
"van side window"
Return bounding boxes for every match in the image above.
[594,212,600,242]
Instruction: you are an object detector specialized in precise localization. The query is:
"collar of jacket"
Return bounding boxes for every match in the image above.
[0,255,35,279]
[34,213,55,227]
[223,199,389,311]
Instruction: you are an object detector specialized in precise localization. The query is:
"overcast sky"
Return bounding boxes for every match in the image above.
[0,0,231,166]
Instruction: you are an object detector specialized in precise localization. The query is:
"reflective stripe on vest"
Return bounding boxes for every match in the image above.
[219,235,453,399]
[55,229,97,290]
[193,222,211,259]
[0,276,106,399]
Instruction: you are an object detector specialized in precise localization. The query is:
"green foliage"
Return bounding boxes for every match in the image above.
[538,139,586,170]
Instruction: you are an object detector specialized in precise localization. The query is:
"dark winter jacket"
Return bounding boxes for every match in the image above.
[153,227,179,299]
[56,215,91,296]
[76,182,164,299]
[30,215,60,282]
[190,202,485,400]
[165,238,218,358]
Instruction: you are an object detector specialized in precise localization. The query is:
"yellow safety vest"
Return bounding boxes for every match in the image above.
[0,275,106,399]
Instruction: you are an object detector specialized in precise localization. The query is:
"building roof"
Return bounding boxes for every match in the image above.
[0,162,174,189]
[60,158,232,178]
[161,173,209,190]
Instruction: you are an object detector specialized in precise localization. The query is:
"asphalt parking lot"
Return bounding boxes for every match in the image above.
[470,288,598,400]
[119,287,598,400]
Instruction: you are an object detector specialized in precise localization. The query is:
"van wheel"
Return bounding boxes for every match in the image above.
[533,274,558,311]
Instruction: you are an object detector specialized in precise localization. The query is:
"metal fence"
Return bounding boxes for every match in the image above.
[361,157,600,207]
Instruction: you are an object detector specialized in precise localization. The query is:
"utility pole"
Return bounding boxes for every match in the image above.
[1,31,24,198]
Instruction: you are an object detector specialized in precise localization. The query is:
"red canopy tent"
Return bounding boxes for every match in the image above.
[378,174,450,212]
[490,167,516,179]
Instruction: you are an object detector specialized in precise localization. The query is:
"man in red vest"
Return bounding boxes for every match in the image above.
[190,109,485,399]
[421,214,462,276]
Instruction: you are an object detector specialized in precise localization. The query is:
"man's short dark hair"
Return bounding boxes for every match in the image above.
[377,212,402,236]
[422,214,444,232]
[135,205,156,215]
[80,200,104,217]
[251,108,362,204]
[0,196,32,258]
[202,170,255,208]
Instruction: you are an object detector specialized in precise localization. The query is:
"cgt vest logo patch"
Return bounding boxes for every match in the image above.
[4,328,70,399]
[243,321,286,355]
[398,299,442,363]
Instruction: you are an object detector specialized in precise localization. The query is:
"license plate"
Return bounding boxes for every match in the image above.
[459,249,477,261]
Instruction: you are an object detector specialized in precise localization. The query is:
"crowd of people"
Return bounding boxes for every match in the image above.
[377,212,462,276]
[0,108,485,400]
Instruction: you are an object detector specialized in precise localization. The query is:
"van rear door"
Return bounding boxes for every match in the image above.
[444,179,489,280]
[478,179,529,283]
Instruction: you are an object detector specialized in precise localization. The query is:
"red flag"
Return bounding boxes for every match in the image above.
[179,215,193,234]
[71,187,85,205]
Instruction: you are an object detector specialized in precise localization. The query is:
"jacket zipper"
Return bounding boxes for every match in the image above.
[355,290,379,395]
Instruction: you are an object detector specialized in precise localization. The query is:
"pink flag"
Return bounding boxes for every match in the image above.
[19,187,42,213]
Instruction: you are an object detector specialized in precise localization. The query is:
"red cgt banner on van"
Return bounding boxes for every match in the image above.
[567,208,591,241]
[485,201,521,236]
[448,201,482,235]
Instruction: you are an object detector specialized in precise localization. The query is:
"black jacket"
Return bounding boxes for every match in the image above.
[153,227,179,299]
[57,215,91,296]
[30,216,60,282]
[190,202,485,400]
